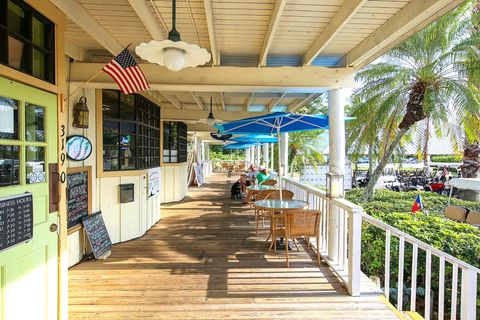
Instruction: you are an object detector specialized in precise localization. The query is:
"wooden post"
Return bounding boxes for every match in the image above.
[348,207,362,296]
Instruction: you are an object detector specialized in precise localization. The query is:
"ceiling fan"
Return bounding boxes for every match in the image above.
[199,97,222,126]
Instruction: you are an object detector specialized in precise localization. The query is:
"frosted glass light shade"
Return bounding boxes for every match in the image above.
[136,40,211,72]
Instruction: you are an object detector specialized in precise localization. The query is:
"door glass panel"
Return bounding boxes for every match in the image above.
[26,146,45,184]
[0,96,19,140]
[0,145,20,186]
[25,103,45,142]
[0,96,18,140]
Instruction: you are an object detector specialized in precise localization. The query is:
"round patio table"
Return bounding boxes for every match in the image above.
[253,199,309,251]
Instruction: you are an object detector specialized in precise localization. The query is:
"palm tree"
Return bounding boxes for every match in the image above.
[350,3,480,201]
[460,0,480,183]
[287,130,326,176]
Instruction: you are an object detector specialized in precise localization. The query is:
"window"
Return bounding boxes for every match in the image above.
[0,95,47,187]
[0,0,55,83]
[163,121,187,163]
[102,90,161,171]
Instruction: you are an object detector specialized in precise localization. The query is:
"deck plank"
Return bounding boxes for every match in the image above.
[69,173,398,320]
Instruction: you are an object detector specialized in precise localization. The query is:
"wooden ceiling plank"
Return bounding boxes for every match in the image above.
[50,0,123,55]
[258,0,287,67]
[126,0,165,40]
[267,92,287,111]
[288,93,321,112]
[190,92,206,110]
[344,0,464,68]
[303,0,367,66]
[204,0,219,65]
[161,92,184,109]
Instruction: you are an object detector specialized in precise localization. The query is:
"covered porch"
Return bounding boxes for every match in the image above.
[68,173,398,319]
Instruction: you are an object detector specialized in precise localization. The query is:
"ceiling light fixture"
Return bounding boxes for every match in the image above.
[136,0,211,72]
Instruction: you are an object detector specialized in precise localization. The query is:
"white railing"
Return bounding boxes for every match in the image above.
[282,177,362,296]
[281,176,479,320]
[363,214,479,320]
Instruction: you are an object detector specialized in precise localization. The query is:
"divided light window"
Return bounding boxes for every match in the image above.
[102,90,161,171]
[163,121,187,163]
[0,0,55,83]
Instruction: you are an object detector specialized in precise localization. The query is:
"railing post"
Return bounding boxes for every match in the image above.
[460,268,477,320]
[348,207,362,296]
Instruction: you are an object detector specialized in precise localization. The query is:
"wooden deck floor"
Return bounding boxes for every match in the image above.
[69,173,399,320]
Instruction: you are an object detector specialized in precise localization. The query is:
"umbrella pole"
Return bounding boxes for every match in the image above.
[277,126,283,202]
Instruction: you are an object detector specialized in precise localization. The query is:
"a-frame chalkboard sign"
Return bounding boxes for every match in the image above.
[82,211,112,259]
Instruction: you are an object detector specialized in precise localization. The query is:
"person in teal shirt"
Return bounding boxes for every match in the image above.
[256,166,270,184]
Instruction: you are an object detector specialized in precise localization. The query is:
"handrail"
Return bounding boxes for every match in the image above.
[281,175,478,319]
[362,213,480,273]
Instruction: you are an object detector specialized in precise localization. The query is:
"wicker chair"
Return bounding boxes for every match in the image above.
[272,209,322,267]
[260,179,277,186]
[265,189,294,200]
[253,189,275,236]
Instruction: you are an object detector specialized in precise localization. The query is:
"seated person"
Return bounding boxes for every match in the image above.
[256,166,270,185]
[246,164,258,179]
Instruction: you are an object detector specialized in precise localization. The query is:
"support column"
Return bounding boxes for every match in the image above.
[270,143,274,171]
[280,133,289,176]
[194,135,202,163]
[200,141,205,162]
[327,88,346,262]
[263,143,269,168]
[256,145,261,166]
[246,147,251,164]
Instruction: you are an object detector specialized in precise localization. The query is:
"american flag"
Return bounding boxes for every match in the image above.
[103,49,149,94]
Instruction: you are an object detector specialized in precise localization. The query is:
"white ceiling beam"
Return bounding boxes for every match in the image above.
[49,0,123,55]
[267,92,287,111]
[303,0,367,66]
[127,0,165,40]
[258,0,287,67]
[161,92,183,109]
[219,92,226,111]
[70,63,355,92]
[244,92,255,111]
[65,39,92,61]
[288,93,321,112]
[203,0,218,66]
[344,0,464,69]
[190,92,205,110]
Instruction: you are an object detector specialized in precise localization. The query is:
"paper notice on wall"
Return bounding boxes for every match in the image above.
[148,167,161,197]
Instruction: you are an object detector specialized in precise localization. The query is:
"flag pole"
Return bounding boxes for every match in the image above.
[64,43,133,102]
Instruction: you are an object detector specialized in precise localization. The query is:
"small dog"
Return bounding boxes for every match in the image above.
[230,182,242,199]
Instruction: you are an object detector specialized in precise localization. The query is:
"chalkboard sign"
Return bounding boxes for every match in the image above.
[82,212,112,259]
[67,167,91,231]
[0,193,33,253]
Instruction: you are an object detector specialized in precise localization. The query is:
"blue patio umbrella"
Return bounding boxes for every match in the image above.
[222,142,255,150]
[231,134,278,144]
[215,112,334,200]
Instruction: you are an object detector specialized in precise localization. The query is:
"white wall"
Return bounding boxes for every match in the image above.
[67,88,186,267]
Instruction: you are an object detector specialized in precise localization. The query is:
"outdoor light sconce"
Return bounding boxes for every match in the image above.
[326,173,344,199]
[73,96,89,128]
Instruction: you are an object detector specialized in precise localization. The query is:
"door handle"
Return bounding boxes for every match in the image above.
[50,224,58,232]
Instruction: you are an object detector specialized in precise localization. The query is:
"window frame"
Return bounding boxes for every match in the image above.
[0,0,55,84]
[96,89,162,178]
[162,121,187,164]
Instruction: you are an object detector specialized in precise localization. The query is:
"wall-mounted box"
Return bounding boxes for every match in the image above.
[119,183,134,203]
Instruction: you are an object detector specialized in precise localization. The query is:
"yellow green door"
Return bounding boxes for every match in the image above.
[0,77,58,320]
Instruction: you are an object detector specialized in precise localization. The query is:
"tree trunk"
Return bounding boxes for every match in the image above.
[423,118,430,175]
[362,128,409,201]
[368,143,374,175]
[362,81,427,201]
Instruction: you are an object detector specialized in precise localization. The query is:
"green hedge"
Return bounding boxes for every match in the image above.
[346,189,480,316]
